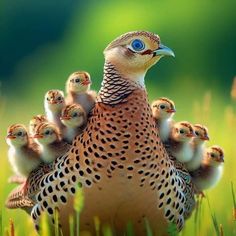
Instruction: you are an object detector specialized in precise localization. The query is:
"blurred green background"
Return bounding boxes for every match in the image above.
[0,0,236,235]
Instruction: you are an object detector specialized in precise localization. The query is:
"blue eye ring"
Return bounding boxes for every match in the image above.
[131,39,145,51]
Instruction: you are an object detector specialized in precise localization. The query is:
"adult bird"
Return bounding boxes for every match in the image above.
[6,31,195,235]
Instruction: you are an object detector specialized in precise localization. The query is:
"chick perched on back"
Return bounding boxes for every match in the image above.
[151,97,176,142]
[185,124,209,171]
[44,90,65,129]
[60,104,87,144]
[33,122,70,163]
[169,121,195,163]
[191,145,224,192]
[65,71,96,115]
[6,124,41,178]
[29,114,48,136]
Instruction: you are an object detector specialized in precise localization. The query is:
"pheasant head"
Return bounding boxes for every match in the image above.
[103,31,174,86]
[172,121,195,142]
[44,90,65,112]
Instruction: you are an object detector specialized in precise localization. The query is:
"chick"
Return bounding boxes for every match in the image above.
[44,90,65,129]
[169,121,195,163]
[6,124,41,178]
[29,114,48,136]
[33,122,70,163]
[65,71,96,115]
[151,97,176,142]
[60,104,87,143]
[191,145,224,192]
[185,124,210,171]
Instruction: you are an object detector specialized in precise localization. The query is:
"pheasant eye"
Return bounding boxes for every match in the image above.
[195,131,199,136]
[131,39,145,51]
[47,97,50,101]
[57,96,62,101]
[75,78,80,83]
[159,105,165,110]
[210,153,215,158]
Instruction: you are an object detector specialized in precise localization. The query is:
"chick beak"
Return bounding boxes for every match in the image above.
[201,135,210,141]
[153,44,175,57]
[166,108,176,113]
[82,80,91,86]
[61,116,71,121]
[7,134,16,139]
[33,134,43,139]
[186,133,194,138]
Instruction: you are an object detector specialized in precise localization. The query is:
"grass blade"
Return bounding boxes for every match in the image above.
[9,219,14,236]
[144,218,153,236]
[231,182,236,220]
[69,215,74,236]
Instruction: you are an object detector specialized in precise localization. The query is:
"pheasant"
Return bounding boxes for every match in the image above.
[6,31,196,235]
[151,97,176,142]
[191,145,224,192]
[65,71,96,115]
[60,104,87,143]
[185,124,209,171]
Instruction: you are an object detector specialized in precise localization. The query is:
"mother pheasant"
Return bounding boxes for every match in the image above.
[6,31,195,235]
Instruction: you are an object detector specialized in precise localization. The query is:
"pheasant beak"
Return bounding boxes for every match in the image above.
[49,100,57,104]
[7,134,16,139]
[33,134,44,139]
[166,108,176,113]
[186,133,194,138]
[153,44,175,57]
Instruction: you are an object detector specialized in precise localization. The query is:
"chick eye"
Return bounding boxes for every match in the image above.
[47,97,50,101]
[131,39,145,51]
[179,129,185,134]
[210,153,215,158]
[44,130,51,135]
[75,78,80,83]
[57,96,62,101]
[17,131,23,136]
[72,112,78,117]
[195,131,199,136]
[159,104,165,110]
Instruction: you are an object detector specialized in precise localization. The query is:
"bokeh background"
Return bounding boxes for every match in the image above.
[1,0,236,235]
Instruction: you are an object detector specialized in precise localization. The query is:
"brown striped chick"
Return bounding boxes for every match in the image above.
[151,97,176,142]
[29,114,48,136]
[65,71,96,115]
[6,124,41,190]
[33,122,71,163]
[60,104,87,144]
[44,90,65,129]
[169,121,195,163]
[191,146,224,192]
[185,124,209,171]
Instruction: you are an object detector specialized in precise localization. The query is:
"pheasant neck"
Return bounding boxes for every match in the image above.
[97,61,146,106]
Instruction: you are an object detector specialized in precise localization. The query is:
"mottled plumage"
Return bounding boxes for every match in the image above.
[29,115,48,136]
[6,31,195,235]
